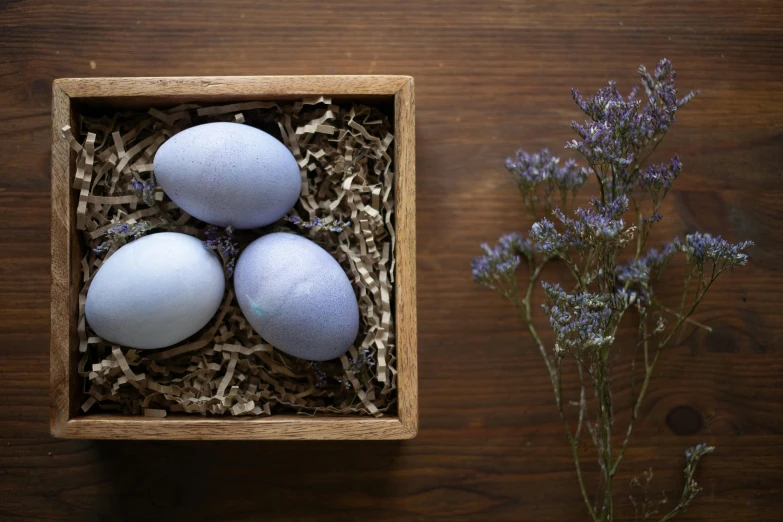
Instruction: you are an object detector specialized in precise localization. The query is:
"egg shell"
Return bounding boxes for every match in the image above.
[154,122,301,229]
[85,232,225,349]
[234,233,360,361]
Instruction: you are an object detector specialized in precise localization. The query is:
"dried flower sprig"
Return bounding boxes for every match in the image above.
[93,220,157,253]
[629,444,716,522]
[311,349,376,391]
[474,60,751,521]
[130,176,156,206]
[202,225,238,278]
[506,148,589,217]
[312,363,328,389]
[348,347,376,375]
[287,215,351,233]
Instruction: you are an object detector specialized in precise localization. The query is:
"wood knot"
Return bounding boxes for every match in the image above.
[666,405,703,435]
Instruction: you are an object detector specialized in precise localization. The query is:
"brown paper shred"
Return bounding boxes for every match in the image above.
[61,125,84,153]
[115,134,158,175]
[70,97,396,417]
[81,396,97,412]
[175,211,192,226]
[167,103,202,112]
[86,194,141,205]
[112,130,126,158]
[196,101,276,117]
[75,133,96,229]
[231,400,255,415]
[216,352,238,398]
[148,107,190,126]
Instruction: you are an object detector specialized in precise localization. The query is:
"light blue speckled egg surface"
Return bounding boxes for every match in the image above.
[153,122,301,229]
[234,233,360,361]
[85,232,225,349]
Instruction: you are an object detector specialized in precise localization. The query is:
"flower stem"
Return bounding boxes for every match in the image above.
[516,259,598,521]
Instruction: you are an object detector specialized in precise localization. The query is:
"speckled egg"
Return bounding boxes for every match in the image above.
[154,122,301,229]
[234,233,360,361]
[85,232,225,349]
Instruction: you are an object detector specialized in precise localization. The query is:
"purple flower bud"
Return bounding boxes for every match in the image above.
[683,232,753,267]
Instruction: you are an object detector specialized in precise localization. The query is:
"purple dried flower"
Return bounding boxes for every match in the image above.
[568,82,640,167]
[347,348,375,376]
[529,219,564,255]
[130,176,156,206]
[590,195,629,220]
[544,196,630,253]
[638,59,699,139]
[114,223,131,235]
[542,282,614,356]
[682,232,753,268]
[685,443,712,459]
[506,148,589,196]
[472,232,533,297]
[202,225,238,277]
[616,260,650,288]
[93,220,155,253]
[617,240,680,300]
[287,215,350,233]
[567,60,698,202]
[313,363,328,388]
[471,61,744,520]
[639,155,683,204]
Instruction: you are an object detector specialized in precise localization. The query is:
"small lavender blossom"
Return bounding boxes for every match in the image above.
[130,176,156,206]
[568,59,698,200]
[472,233,528,297]
[639,59,699,140]
[529,218,564,255]
[547,195,631,252]
[568,98,638,168]
[684,443,712,460]
[335,376,352,390]
[287,215,351,233]
[681,443,715,499]
[569,81,640,167]
[616,259,651,289]
[506,148,589,196]
[93,220,154,253]
[203,225,238,277]
[312,363,328,388]
[591,195,629,220]
[348,348,376,375]
[639,155,683,205]
[542,283,614,356]
[617,240,680,294]
[682,232,753,269]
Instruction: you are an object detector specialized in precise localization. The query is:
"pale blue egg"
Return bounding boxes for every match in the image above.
[85,232,225,349]
[234,233,360,361]
[154,122,301,229]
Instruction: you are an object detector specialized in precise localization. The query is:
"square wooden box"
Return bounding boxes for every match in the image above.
[50,76,417,440]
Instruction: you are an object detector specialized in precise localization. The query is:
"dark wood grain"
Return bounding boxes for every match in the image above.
[1,0,781,520]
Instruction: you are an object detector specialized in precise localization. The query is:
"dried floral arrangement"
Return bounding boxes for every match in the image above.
[65,98,397,417]
[473,60,752,521]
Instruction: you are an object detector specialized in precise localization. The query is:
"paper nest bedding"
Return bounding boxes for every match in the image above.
[64,97,397,417]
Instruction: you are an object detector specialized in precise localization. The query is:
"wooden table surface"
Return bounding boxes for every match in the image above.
[1,1,781,520]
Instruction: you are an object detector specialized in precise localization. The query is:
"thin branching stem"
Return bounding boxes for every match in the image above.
[514,258,598,522]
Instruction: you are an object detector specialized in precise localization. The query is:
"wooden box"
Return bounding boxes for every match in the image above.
[50,76,417,440]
